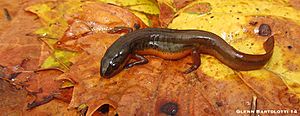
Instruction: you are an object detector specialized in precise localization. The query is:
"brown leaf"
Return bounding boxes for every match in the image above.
[56,2,300,116]
[25,69,64,109]
[0,0,69,110]
[0,80,28,115]
[53,87,73,103]
[25,99,79,115]
[158,2,175,27]
[174,0,194,9]
[183,2,211,14]
[289,0,300,10]
[3,0,300,115]
[239,70,300,107]
[55,2,147,52]
[0,0,52,84]
[0,0,23,34]
[0,79,77,115]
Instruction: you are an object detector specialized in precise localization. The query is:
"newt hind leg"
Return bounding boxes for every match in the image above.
[183,48,201,74]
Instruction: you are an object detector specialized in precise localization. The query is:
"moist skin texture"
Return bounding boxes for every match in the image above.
[101,28,274,78]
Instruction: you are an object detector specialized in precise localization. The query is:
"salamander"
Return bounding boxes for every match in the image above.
[100,28,274,78]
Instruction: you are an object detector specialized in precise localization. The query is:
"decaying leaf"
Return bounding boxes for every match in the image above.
[58,0,300,115]
[0,79,77,116]
[2,0,300,115]
[0,80,28,115]
[54,1,147,52]
[25,0,84,39]
[41,49,78,71]
[97,0,159,27]
[169,0,300,96]
[157,1,176,27]
[97,0,160,15]
[0,0,76,111]
[25,69,64,109]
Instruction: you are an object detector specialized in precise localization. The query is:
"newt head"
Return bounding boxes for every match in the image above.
[100,45,131,78]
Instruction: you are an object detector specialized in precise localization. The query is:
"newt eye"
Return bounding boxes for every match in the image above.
[109,61,117,68]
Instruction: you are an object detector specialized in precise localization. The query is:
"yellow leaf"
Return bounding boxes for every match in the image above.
[25,0,84,38]
[169,0,300,40]
[97,0,159,15]
[96,0,159,26]
[61,80,74,88]
[77,104,88,111]
[41,50,78,71]
[130,10,152,26]
[25,3,53,22]
[169,0,300,96]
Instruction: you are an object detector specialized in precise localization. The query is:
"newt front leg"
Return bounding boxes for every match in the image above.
[125,54,149,69]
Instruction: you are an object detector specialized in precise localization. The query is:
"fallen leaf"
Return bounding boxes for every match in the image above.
[0,80,28,116]
[0,79,77,115]
[58,0,300,115]
[55,1,147,52]
[0,0,22,35]
[41,49,78,71]
[174,0,194,9]
[25,0,84,39]
[25,69,64,109]
[26,99,79,115]
[169,0,300,97]
[157,2,176,27]
[2,0,300,115]
[97,0,160,15]
[0,0,74,111]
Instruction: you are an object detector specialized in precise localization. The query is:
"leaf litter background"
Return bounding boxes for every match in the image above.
[1,0,300,115]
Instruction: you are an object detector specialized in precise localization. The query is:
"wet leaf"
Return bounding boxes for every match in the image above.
[26,99,78,115]
[97,0,158,27]
[25,69,64,109]
[61,80,74,88]
[169,0,300,97]
[2,0,300,115]
[25,0,84,39]
[174,0,194,9]
[0,80,28,115]
[57,0,300,115]
[157,1,176,27]
[0,0,77,113]
[169,0,300,40]
[55,2,146,52]
[97,0,159,15]
[0,79,77,115]
[41,50,78,71]
[130,10,152,26]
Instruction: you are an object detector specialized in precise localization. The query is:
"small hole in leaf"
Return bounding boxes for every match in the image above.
[160,102,178,116]
[258,24,272,36]
[97,104,110,114]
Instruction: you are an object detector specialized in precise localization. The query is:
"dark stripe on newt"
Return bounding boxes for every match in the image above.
[100,28,274,78]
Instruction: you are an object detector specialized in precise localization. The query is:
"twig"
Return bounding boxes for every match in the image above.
[3,8,12,21]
